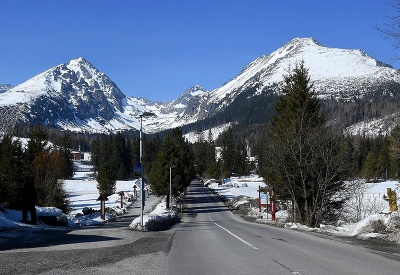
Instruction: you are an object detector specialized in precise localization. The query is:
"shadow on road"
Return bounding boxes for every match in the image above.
[0,227,121,251]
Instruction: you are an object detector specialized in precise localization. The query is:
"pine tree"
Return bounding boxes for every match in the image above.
[112,132,131,179]
[92,135,117,196]
[0,136,25,209]
[205,130,218,178]
[193,134,208,177]
[376,138,390,180]
[262,61,349,227]
[96,162,116,196]
[149,128,195,196]
[362,151,376,181]
[149,135,174,195]
[220,127,235,178]
[55,132,74,180]
[25,125,48,167]
[234,141,248,176]
[389,125,400,178]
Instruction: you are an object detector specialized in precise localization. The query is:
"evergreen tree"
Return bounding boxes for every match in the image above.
[55,132,74,180]
[344,135,359,178]
[220,127,235,178]
[149,128,195,196]
[112,132,131,179]
[363,152,376,181]
[205,130,218,178]
[390,125,400,179]
[142,134,162,177]
[233,140,248,176]
[193,132,208,177]
[0,136,25,209]
[376,137,390,180]
[149,135,174,195]
[90,136,101,169]
[93,135,117,195]
[262,61,349,227]
[25,125,48,166]
[96,162,116,196]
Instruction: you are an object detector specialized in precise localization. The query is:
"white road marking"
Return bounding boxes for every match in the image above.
[214,222,259,250]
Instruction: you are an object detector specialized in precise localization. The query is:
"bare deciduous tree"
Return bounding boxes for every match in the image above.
[376,1,400,60]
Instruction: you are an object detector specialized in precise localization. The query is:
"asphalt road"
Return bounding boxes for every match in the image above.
[166,181,400,275]
[1,180,400,275]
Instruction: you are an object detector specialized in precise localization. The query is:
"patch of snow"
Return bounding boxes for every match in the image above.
[208,176,400,243]
[183,123,232,143]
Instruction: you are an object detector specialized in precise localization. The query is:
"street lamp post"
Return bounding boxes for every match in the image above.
[169,164,177,210]
[139,111,155,228]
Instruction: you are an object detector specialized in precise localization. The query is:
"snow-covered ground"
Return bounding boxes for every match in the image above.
[1,166,400,245]
[63,172,137,226]
[206,176,400,243]
[0,166,171,230]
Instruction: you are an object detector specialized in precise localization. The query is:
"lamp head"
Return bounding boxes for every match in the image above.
[139,111,155,118]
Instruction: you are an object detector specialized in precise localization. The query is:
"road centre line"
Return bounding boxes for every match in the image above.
[214,222,259,250]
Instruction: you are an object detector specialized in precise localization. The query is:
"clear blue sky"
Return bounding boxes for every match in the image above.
[0,1,398,102]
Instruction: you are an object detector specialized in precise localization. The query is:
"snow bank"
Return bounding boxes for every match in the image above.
[208,176,400,243]
[129,200,180,231]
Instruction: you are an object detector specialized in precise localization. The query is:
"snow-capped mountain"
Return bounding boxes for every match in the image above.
[175,37,400,135]
[0,58,149,133]
[204,37,400,108]
[0,57,211,134]
[1,38,400,135]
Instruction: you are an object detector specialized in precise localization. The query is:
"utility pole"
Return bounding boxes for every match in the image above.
[138,111,155,228]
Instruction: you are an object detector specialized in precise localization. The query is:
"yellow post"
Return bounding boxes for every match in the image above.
[387,188,398,212]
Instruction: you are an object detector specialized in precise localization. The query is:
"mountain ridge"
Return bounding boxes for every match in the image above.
[1,37,400,136]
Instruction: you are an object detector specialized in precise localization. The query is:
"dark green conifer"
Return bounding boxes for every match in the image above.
[262,61,349,227]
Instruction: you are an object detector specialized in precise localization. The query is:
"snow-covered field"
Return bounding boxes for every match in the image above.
[0,168,170,230]
[63,173,138,226]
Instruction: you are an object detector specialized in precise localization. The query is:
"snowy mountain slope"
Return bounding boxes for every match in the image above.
[207,37,400,107]
[345,113,399,137]
[122,85,211,133]
[0,58,211,133]
[164,37,400,129]
[0,58,151,133]
[1,38,400,135]
[177,37,400,136]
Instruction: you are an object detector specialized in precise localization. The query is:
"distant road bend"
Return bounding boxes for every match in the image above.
[1,180,400,275]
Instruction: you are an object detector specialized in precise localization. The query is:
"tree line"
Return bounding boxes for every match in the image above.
[0,126,73,212]
[88,127,251,198]
[0,122,254,213]
[3,105,398,220]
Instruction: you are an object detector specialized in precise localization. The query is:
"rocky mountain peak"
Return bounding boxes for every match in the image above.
[66,57,99,79]
[0,57,129,131]
[183,85,207,97]
[285,37,321,47]
[2,38,400,136]
[170,85,207,108]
